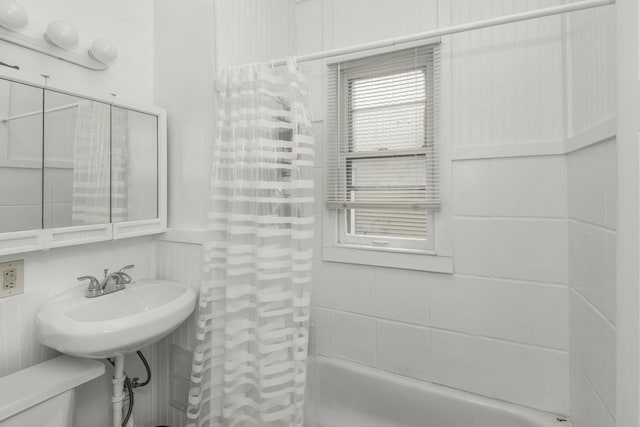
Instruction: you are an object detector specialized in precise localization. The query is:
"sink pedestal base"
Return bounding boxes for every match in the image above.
[112,355,135,427]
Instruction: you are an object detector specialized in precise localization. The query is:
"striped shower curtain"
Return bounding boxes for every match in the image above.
[187,58,315,427]
[71,101,128,225]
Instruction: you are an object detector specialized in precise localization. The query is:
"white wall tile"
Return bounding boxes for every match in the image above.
[492,340,569,414]
[570,360,615,427]
[570,291,603,399]
[569,221,607,313]
[330,310,377,367]
[490,156,567,218]
[376,320,430,381]
[315,308,332,356]
[602,322,616,417]
[492,280,568,350]
[375,268,429,325]
[491,219,568,283]
[430,275,492,336]
[604,232,616,324]
[453,218,492,276]
[452,160,491,216]
[568,143,607,226]
[430,330,493,395]
[312,261,331,307]
[603,140,617,230]
[327,262,376,315]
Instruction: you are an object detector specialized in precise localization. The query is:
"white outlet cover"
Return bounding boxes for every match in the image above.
[0,259,24,299]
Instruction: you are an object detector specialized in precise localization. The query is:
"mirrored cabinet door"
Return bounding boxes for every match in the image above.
[44,90,111,228]
[0,78,43,233]
[111,107,158,222]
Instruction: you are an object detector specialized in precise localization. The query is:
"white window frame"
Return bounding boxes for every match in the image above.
[322,39,453,273]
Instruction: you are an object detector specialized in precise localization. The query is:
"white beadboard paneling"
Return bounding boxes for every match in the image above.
[430,329,493,395]
[295,0,323,55]
[152,240,203,427]
[430,275,493,336]
[374,268,429,325]
[565,6,616,136]
[490,156,567,218]
[452,160,492,216]
[452,218,492,276]
[491,219,568,284]
[492,280,568,350]
[216,0,294,68]
[491,340,569,414]
[327,0,437,49]
[603,139,617,230]
[330,310,377,367]
[450,0,564,149]
[376,320,430,381]
[327,262,376,315]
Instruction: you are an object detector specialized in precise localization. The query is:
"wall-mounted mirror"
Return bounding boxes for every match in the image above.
[44,90,111,229]
[0,73,166,256]
[0,78,43,233]
[111,107,158,223]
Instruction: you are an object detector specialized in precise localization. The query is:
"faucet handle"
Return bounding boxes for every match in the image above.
[119,264,134,273]
[78,276,101,297]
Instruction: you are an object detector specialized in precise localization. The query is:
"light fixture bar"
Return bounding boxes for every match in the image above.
[0,27,107,70]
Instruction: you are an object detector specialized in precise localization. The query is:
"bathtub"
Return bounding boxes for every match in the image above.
[312,357,570,427]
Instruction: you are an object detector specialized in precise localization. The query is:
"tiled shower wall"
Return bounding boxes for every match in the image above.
[302,0,571,415]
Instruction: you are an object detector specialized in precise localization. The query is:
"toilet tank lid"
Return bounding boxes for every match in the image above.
[0,355,105,422]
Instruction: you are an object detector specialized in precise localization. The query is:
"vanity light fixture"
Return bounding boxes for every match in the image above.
[0,1,116,70]
[89,39,118,64]
[0,0,27,30]
[44,20,78,49]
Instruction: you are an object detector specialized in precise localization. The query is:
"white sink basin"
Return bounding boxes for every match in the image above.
[36,279,197,359]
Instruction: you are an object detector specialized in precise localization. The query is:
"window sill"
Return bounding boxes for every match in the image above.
[322,245,453,273]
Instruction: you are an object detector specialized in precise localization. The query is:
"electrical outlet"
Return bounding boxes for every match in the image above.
[0,260,23,298]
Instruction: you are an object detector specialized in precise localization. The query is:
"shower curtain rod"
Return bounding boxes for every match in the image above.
[270,0,614,67]
[0,102,79,123]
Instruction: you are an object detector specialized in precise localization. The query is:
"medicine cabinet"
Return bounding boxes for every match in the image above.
[0,73,166,255]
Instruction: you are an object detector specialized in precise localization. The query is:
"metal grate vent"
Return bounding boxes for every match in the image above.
[170,344,193,412]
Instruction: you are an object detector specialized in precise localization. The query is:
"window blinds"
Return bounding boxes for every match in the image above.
[325,44,441,211]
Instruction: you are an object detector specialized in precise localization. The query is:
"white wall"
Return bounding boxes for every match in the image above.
[148,0,618,424]
[0,1,157,426]
[564,5,617,427]
[301,0,570,415]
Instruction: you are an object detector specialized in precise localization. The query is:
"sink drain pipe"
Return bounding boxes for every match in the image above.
[108,351,151,427]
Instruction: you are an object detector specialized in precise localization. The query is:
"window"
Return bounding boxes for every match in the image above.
[325,44,441,254]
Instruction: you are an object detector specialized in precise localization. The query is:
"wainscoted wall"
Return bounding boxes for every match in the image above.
[568,140,616,427]
[564,4,617,427]
[0,1,157,426]
[146,0,616,424]
[150,240,202,427]
[299,0,571,415]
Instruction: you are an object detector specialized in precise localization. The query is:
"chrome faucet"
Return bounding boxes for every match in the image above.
[79,264,134,298]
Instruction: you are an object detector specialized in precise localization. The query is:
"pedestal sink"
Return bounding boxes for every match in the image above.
[36,278,197,427]
[36,278,197,358]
